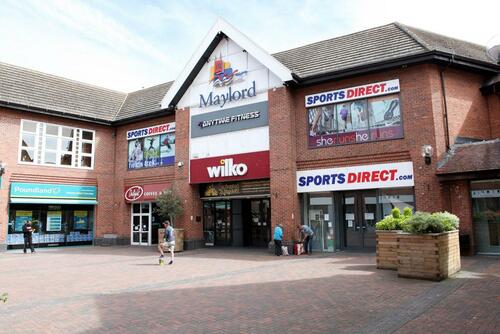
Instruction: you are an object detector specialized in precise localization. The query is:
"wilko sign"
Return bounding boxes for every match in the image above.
[123,183,170,202]
[190,151,270,184]
[305,79,400,108]
[296,162,414,193]
[126,122,175,140]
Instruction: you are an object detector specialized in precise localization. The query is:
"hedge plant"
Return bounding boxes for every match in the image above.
[403,211,459,234]
[375,207,412,231]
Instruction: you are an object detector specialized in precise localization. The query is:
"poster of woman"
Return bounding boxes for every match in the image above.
[128,138,144,169]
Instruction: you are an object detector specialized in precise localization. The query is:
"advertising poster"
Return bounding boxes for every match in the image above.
[143,135,160,167]
[160,133,175,165]
[47,211,62,232]
[74,211,88,230]
[128,138,144,169]
[368,95,403,141]
[15,211,32,232]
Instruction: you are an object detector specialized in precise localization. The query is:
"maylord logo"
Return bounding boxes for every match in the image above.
[207,158,248,178]
[210,56,247,87]
[200,81,256,108]
[124,186,144,201]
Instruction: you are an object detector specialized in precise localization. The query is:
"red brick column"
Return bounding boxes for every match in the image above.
[268,87,301,242]
[173,107,203,248]
[449,180,474,255]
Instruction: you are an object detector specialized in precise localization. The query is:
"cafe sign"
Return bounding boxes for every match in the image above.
[124,183,170,203]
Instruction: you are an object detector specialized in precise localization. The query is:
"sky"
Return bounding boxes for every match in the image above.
[1,0,498,92]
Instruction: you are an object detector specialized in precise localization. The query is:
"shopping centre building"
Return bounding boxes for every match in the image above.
[0,20,499,254]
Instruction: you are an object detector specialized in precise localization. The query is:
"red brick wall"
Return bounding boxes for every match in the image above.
[448,180,474,255]
[268,87,301,241]
[0,108,116,245]
[113,116,176,240]
[442,68,492,144]
[486,94,500,138]
[291,64,447,213]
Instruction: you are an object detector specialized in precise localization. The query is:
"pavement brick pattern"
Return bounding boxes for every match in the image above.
[0,247,498,334]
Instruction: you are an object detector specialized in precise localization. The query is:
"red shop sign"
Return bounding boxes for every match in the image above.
[190,151,270,184]
[124,182,170,202]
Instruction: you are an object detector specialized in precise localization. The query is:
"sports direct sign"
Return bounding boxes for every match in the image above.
[296,162,414,193]
[190,151,270,184]
[126,122,175,140]
[124,183,170,202]
[305,79,400,108]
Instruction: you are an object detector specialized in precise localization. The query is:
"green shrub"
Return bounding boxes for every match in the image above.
[375,207,413,230]
[405,211,459,234]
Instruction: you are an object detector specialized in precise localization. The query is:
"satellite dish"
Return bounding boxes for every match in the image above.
[486,34,500,63]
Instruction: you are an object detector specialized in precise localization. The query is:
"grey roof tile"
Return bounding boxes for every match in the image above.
[0,61,125,122]
[114,82,173,121]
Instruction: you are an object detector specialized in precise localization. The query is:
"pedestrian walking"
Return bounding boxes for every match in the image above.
[22,220,35,254]
[273,223,283,256]
[158,220,175,265]
[297,224,314,255]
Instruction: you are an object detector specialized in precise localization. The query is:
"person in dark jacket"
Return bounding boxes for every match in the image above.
[22,220,35,253]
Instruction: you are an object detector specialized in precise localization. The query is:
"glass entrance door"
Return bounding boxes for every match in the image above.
[249,199,271,247]
[343,191,377,248]
[307,193,335,252]
[131,202,151,246]
[214,201,232,246]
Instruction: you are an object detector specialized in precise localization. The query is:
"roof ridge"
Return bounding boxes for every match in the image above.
[0,60,126,95]
[393,22,432,51]
[128,81,174,94]
[272,22,397,56]
[113,93,129,121]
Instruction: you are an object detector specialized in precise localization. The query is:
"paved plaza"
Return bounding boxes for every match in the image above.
[0,246,499,334]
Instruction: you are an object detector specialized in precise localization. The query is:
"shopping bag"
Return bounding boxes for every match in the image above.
[294,243,304,255]
[281,245,289,256]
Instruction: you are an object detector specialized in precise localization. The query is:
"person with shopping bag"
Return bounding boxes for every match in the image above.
[297,224,314,255]
[273,223,283,256]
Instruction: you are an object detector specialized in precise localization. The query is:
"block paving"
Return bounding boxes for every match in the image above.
[0,247,498,333]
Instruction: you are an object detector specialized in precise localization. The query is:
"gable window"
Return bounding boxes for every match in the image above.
[18,120,95,169]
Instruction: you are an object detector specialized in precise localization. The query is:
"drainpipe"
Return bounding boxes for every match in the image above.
[439,64,451,151]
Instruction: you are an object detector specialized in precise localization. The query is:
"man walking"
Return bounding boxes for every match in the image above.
[158,220,175,265]
[22,220,35,254]
[297,224,314,255]
[273,223,283,256]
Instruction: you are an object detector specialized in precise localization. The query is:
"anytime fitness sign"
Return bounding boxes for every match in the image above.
[296,162,414,193]
[124,183,170,202]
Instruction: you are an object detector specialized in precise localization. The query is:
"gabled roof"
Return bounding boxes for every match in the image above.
[437,139,500,175]
[272,22,498,82]
[160,18,294,109]
[0,61,125,123]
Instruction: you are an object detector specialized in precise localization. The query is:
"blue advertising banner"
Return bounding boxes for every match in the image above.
[10,183,97,200]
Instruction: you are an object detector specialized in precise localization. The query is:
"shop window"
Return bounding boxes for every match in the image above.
[18,120,95,169]
[308,94,403,148]
[306,193,335,252]
[378,188,415,217]
[472,180,500,254]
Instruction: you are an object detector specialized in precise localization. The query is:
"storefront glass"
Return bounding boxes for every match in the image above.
[7,204,94,247]
[472,180,500,255]
[306,193,335,252]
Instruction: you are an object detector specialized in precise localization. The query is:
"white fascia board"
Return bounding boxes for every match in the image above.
[160,18,293,109]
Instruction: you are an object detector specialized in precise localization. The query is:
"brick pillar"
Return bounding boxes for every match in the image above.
[449,180,474,255]
[268,87,301,243]
[173,107,204,249]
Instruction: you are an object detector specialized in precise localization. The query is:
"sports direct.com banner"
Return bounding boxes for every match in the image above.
[305,79,400,108]
[296,162,414,193]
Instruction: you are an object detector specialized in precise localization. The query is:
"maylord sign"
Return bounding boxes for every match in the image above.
[305,79,400,108]
[190,151,270,184]
[296,162,414,193]
[124,183,170,203]
[126,122,175,140]
[199,57,257,108]
[191,101,268,138]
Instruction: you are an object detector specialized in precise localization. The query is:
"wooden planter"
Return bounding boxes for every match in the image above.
[376,230,400,270]
[397,230,460,281]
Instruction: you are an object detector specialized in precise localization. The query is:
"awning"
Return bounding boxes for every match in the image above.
[10,198,98,205]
